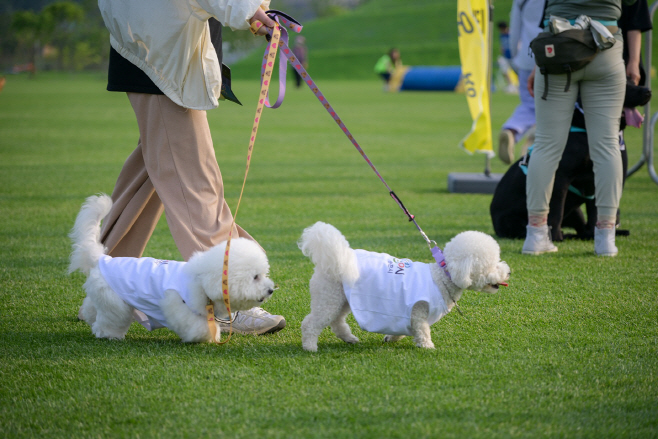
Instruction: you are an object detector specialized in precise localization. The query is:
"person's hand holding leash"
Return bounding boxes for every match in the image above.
[249,8,277,38]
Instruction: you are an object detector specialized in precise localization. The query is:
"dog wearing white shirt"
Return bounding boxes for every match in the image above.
[298,222,510,351]
[68,194,275,342]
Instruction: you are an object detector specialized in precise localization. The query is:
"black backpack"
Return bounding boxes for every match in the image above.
[530,29,599,100]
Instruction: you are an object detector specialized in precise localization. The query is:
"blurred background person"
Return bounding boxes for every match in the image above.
[291,36,308,88]
[374,48,401,91]
[497,0,544,165]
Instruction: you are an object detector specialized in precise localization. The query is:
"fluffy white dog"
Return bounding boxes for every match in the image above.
[298,222,510,351]
[68,194,275,342]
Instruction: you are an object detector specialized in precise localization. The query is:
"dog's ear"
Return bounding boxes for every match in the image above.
[449,256,473,290]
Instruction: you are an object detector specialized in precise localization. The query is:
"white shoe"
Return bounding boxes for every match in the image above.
[217,307,286,335]
[505,84,519,94]
[522,225,558,255]
[595,227,618,257]
[498,129,516,164]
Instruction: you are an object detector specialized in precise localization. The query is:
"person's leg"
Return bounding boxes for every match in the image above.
[579,42,626,256]
[128,93,255,261]
[99,93,282,333]
[499,69,536,164]
[128,93,283,332]
[580,44,625,226]
[93,133,164,324]
[523,68,581,254]
[502,69,536,136]
[526,73,580,221]
[100,139,164,258]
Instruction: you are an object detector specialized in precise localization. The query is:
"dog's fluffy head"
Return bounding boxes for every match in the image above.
[184,238,275,311]
[443,231,510,293]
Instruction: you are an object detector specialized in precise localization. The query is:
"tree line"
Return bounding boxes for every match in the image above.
[1,0,106,73]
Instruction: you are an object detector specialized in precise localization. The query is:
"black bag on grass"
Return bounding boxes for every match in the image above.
[530,29,599,100]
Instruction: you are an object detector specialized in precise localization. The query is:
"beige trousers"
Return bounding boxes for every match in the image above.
[100,93,254,261]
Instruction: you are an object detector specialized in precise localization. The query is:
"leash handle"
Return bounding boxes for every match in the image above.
[259,11,303,109]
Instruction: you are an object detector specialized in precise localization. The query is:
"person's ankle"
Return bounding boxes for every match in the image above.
[596,220,615,229]
[528,215,547,227]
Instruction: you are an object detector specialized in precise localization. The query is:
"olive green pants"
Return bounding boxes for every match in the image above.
[526,38,626,222]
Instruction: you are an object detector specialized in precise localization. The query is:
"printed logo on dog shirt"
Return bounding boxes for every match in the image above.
[387,257,412,275]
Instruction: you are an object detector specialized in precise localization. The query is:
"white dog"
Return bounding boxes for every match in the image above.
[298,222,510,351]
[68,194,275,342]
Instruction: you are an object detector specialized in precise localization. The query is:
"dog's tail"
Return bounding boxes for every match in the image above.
[298,222,359,285]
[68,194,112,275]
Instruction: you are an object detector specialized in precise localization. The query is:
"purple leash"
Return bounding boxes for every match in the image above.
[261,11,451,279]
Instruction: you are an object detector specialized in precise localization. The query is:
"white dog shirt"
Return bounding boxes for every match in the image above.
[97,255,194,330]
[343,250,449,336]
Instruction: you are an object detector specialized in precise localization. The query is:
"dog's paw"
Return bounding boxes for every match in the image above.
[415,340,435,349]
[302,342,318,352]
[92,327,125,340]
[383,335,405,343]
[341,334,359,344]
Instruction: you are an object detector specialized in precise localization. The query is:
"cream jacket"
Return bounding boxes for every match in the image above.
[98,0,270,110]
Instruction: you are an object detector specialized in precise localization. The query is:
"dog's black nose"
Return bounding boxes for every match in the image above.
[268,288,274,295]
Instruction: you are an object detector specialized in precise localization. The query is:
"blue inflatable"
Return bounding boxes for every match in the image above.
[398,66,462,91]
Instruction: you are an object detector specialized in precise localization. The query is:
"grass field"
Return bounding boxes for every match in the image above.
[231,0,514,80]
[1,67,657,438]
[230,0,658,82]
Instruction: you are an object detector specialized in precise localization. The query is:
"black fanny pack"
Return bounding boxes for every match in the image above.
[530,29,599,100]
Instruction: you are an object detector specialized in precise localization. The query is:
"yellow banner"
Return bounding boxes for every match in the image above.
[457,0,493,156]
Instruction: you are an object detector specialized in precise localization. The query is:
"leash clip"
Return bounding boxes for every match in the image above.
[431,244,451,280]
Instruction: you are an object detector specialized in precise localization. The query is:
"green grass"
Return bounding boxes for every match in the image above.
[232,0,658,85]
[231,0,516,80]
[1,67,657,438]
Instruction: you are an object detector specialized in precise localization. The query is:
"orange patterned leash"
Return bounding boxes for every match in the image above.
[205,24,282,344]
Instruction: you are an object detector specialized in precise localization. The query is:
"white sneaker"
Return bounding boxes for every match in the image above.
[217,307,286,335]
[522,225,558,255]
[595,227,618,257]
[498,129,516,164]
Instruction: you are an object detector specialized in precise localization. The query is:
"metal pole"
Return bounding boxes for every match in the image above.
[484,0,494,177]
